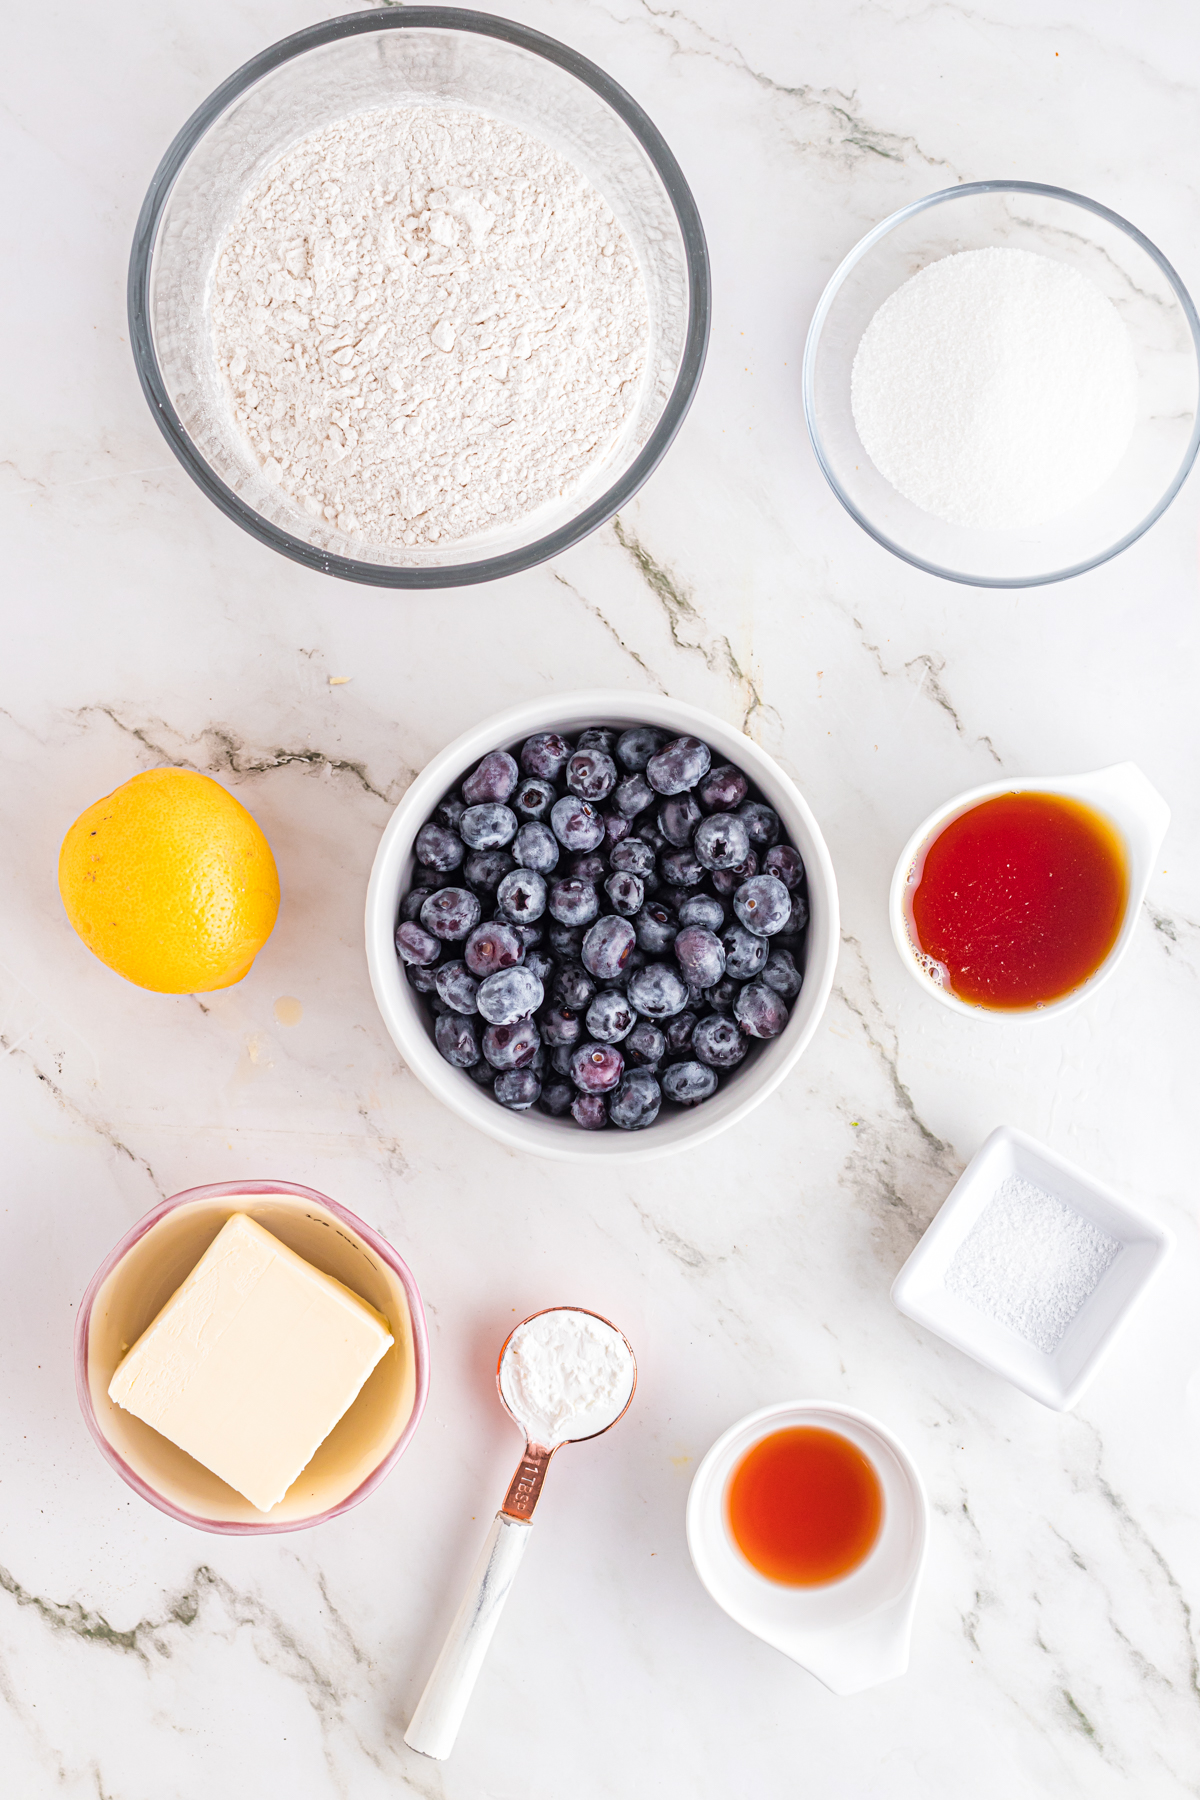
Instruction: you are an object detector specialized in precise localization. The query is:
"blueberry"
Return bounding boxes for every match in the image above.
[513,923,544,949]
[483,1016,541,1069]
[524,948,556,988]
[587,990,635,1043]
[703,976,738,1013]
[712,850,758,896]
[609,1069,662,1130]
[627,962,689,1019]
[462,749,519,806]
[611,837,656,878]
[551,795,605,852]
[570,1040,624,1094]
[646,735,712,795]
[636,820,667,853]
[415,821,465,873]
[406,962,440,994]
[435,1012,480,1068]
[734,982,789,1039]
[434,960,480,1012]
[662,1060,718,1105]
[513,778,556,822]
[571,1092,609,1130]
[554,963,597,1010]
[540,1003,583,1047]
[436,795,467,831]
[577,727,619,755]
[410,863,442,890]
[763,844,805,891]
[603,813,632,850]
[692,1014,749,1069]
[698,763,749,812]
[494,1068,541,1110]
[613,773,654,818]
[674,924,726,988]
[603,870,644,918]
[570,852,608,885]
[399,888,431,924]
[520,733,572,781]
[549,878,599,928]
[421,887,482,942]
[624,1021,665,1068]
[693,812,751,871]
[512,822,560,875]
[659,848,704,888]
[737,801,781,850]
[548,921,585,957]
[461,802,517,851]
[734,874,792,937]
[721,921,770,980]
[762,948,803,1000]
[477,966,544,1026]
[664,1010,699,1055]
[678,893,726,931]
[467,1059,496,1088]
[634,902,677,956]
[464,849,516,894]
[566,747,617,802]
[496,868,547,925]
[395,920,441,965]
[539,1080,575,1117]
[782,888,809,933]
[616,726,663,772]
[550,1043,576,1076]
[658,794,702,846]
[582,916,637,980]
[464,920,525,977]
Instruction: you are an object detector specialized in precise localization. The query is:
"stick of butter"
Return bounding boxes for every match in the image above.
[108,1213,394,1511]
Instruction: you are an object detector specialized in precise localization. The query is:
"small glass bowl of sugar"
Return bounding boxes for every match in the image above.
[891,1126,1173,1410]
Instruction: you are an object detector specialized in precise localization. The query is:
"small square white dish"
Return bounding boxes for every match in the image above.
[891,1126,1174,1410]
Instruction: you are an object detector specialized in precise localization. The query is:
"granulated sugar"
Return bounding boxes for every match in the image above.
[211,108,648,548]
[850,247,1138,530]
[944,1175,1120,1354]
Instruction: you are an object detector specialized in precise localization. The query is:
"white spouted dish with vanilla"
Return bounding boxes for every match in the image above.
[107,1214,394,1512]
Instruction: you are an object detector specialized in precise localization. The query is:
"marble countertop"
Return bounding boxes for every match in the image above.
[4,0,1200,1794]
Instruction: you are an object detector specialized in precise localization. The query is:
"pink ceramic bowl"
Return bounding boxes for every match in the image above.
[75,1179,429,1534]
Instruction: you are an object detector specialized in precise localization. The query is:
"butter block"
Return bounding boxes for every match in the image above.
[108,1213,393,1511]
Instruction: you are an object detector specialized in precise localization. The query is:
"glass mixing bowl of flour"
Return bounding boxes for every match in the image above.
[128,10,710,587]
[803,182,1200,587]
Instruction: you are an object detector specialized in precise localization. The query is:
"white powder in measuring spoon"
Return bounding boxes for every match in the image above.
[851,247,1138,530]
[211,108,649,549]
[944,1175,1120,1354]
[500,1310,634,1447]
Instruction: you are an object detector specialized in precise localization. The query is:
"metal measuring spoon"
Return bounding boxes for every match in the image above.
[405,1306,636,1761]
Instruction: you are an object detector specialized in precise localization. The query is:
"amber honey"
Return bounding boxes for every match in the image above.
[909,791,1128,1011]
[725,1426,884,1587]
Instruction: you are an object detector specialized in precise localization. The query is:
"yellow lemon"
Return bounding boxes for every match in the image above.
[58,768,281,993]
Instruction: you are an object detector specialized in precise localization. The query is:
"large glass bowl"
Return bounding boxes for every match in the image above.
[129,8,710,587]
[803,181,1200,587]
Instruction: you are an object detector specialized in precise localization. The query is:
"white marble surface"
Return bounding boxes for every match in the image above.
[4,0,1200,1794]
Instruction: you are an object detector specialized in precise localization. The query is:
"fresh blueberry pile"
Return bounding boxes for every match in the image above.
[395,726,808,1132]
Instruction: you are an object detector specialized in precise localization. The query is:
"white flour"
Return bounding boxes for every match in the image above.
[500,1310,634,1447]
[211,108,648,548]
[851,247,1138,530]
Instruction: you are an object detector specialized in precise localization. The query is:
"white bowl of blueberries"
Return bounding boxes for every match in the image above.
[365,692,839,1161]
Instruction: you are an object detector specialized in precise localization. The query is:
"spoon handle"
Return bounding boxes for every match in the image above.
[404,1510,532,1760]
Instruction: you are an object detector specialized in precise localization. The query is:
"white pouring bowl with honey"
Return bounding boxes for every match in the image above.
[888,762,1170,1021]
[686,1401,928,1696]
